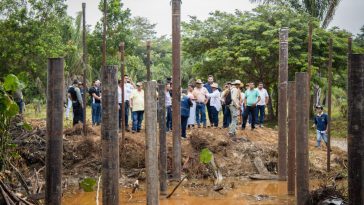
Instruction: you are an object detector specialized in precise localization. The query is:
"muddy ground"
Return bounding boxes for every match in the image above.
[5,115,348,198]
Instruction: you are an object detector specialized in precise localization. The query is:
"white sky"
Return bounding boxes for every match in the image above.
[66,0,363,36]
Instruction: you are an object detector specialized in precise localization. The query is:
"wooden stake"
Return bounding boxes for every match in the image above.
[158,84,167,195]
[101,65,119,205]
[144,81,160,204]
[146,40,152,81]
[82,2,87,136]
[295,72,310,205]
[119,42,126,145]
[45,58,64,205]
[287,81,296,195]
[327,38,333,172]
[278,27,289,181]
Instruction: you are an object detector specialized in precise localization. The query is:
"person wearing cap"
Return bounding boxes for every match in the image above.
[187,84,196,128]
[181,89,193,138]
[228,80,242,137]
[89,80,102,126]
[130,82,145,133]
[193,79,209,128]
[68,79,84,126]
[204,75,214,127]
[206,83,221,127]
[312,105,329,148]
[165,83,173,132]
[242,82,261,130]
[221,82,232,128]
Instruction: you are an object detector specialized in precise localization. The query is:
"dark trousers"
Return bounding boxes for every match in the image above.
[118,101,130,129]
[210,106,219,127]
[181,115,189,138]
[256,105,265,125]
[16,99,23,114]
[223,104,231,128]
[248,106,258,124]
[72,102,84,126]
[166,105,172,131]
[242,106,256,129]
[132,111,144,131]
[206,101,213,125]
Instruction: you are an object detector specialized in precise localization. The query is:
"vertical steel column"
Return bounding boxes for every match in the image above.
[278,28,289,181]
[101,65,119,205]
[295,72,310,205]
[82,2,87,136]
[287,81,296,195]
[45,58,64,205]
[348,54,364,205]
[146,40,152,81]
[145,81,160,204]
[119,42,126,145]
[327,38,333,172]
[171,0,182,179]
[158,84,167,195]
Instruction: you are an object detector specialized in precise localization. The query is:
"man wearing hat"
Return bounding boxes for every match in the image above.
[130,82,145,133]
[206,83,221,127]
[228,80,242,137]
[221,82,232,128]
[68,79,84,126]
[193,79,209,128]
[312,105,329,148]
[89,80,102,126]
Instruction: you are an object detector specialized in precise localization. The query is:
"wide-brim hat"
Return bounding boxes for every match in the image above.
[231,80,242,85]
[211,83,218,88]
[196,79,203,84]
[136,82,143,86]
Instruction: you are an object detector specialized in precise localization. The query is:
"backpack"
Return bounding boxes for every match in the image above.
[225,90,232,105]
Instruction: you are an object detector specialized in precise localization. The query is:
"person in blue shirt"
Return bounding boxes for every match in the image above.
[312,105,329,148]
[181,89,193,138]
[204,75,214,127]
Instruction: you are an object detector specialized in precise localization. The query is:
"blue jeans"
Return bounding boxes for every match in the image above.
[223,105,231,128]
[210,106,219,127]
[118,101,130,129]
[92,103,101,125]
[181,116,189,138]
[316,130,328,147]
[248,106,258,124]
[132,111,144,131]
[256,105,265,125]
[195,103,206,127]
[16,99,23,114]
[166,106,172,131]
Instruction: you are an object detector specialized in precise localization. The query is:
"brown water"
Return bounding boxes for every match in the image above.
[62,179,308,205]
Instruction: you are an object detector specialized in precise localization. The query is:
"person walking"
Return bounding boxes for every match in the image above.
[181,89,193,138]
[89,80,102,126]
[165,83,173,132]
[204,75,214,127]
[312,105,329,148]
[256,82,269,127]
[68,80,84,126]
[187,85,196,128]
[221,82,232,128]
[130,82,145,133]
[193,79,208,128]
[242,82,261,130]
[206,83,221,127]
[228,80,241,137]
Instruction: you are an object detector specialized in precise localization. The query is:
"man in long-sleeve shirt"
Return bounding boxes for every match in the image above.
[68,80,84,126]
[228,80,242,137]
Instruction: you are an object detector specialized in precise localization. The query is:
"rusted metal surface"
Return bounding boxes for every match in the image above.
[278,28,288,181]
[119,42,126,146]
[295,72,310,205]
[287,81,296,195]
[171,0,182,179]
[144,81,160,204]
[158,84,167,195]
[45,58,64,205]
[146,40,151,81]
[102,0,107,69]
[101,65,119,205]
[82,2,87,136]
[327,38,333,172]
[348,54,364,205]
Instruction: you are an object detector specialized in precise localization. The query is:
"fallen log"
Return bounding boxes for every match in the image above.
[166,176,187,199]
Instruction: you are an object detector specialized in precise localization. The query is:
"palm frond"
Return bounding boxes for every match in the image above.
[248,0,282,4]
[322,0,342,28]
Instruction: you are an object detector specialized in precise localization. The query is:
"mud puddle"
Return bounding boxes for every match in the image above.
[62,179,310,205]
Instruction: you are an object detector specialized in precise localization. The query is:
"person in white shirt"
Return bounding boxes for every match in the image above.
[256,82,269,127]
[206,83,221,127]
[165,83,172,131]
[117,75,134,131]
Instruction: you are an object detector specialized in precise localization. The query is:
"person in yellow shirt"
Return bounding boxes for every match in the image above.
[130,82,144,133]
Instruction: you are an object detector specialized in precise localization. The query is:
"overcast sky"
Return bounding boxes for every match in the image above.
[67,0,363,36]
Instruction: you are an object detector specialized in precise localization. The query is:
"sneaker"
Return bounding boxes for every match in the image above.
[132,130,136,134]
[260,125,264,128]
